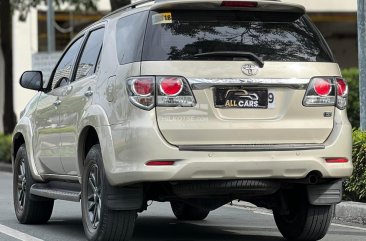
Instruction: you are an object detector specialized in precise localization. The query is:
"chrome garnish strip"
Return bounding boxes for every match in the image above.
[179,144,325,152]
[187,78,309,90]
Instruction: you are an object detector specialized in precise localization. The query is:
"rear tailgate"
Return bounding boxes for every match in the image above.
[141,2,338,146]
[142,61,338,145]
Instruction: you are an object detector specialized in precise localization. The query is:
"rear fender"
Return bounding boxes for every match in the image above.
[77,105,116,184]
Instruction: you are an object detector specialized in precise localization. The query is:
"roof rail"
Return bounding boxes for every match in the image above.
[103,0,154,19]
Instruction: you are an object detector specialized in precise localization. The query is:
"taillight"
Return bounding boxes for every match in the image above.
[126,76,196,110]
[127,77,155,110]
[221,1,258,8]
[132,78,154,96]
[336,78,348,110]
[157,76,196,107]
[314,78,332,96]
[336,78,347,97]
[303,77,335,107]
[303,77,348,110]
[160,77,183,96]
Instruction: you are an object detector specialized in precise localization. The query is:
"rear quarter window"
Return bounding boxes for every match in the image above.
[116,11,149,65]
[142,10,334,62]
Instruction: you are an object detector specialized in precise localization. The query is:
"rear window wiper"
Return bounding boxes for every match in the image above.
[194,51,264,68]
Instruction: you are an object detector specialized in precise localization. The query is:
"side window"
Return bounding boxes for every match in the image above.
[116,11,148,65]
[75,28,105,81]
[51,37,84,89]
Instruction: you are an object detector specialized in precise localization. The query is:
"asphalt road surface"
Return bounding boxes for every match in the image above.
[1,171,366,241]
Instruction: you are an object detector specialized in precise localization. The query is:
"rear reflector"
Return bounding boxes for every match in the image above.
[325,158,348,163]
[146,161,175,166]
[221,1,258,8]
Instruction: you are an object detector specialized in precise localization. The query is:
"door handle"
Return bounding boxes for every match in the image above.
[53,99,62,106]
[84,88,93,97]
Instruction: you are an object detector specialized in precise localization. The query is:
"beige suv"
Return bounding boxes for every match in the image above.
[12,0,353,241]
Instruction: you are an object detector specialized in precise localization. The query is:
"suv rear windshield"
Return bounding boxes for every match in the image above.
[142,10,333,62]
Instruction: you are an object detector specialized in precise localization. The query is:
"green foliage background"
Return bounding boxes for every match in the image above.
[0,133,12,163]
[342,68,360,128]
[344,130,366,202]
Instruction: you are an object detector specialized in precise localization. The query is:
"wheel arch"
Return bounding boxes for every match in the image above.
[78,126,100,177]
[12,117,43,181]
[12,132,25,164]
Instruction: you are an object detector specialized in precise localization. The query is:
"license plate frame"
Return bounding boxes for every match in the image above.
[214,87,269,109]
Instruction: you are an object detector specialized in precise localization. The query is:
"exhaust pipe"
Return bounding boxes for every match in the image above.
[307,174,319,185]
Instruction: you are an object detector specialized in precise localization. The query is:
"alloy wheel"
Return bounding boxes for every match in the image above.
[86,164,101,229]
[17,158,27,210]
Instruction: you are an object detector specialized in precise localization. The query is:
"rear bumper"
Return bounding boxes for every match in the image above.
[101,109,352,186]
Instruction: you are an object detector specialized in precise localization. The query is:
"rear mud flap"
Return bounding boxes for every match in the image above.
[307,180,343,205]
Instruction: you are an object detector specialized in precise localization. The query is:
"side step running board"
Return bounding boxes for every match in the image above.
[30,181,81,202]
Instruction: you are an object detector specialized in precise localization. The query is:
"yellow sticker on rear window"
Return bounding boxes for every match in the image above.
[152,12,173,25]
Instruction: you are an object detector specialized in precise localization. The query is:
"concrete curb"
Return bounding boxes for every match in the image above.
[232,200,366,225]
[335,201,366,225]
[0,162,12,173]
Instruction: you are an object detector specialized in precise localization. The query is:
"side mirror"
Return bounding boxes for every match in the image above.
[20,71,44,91]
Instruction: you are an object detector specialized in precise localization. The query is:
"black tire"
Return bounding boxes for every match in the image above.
[13,145,54,224]
[81,144,136,241]
[273,190,334,241]
[171,201,210,221]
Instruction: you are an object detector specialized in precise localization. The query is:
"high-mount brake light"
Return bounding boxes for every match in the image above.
[303,77,348,110]
[221,1,258,8]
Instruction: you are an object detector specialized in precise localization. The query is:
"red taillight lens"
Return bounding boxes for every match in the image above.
[336,78,347,97]
[132,78,154,96]
[160,77,183,96]
[127,76,195,110]
[326,158,348,163]
[313,78,332,96]
[146,161,175,166]
[127,77,155,110]
[221,1,258,8]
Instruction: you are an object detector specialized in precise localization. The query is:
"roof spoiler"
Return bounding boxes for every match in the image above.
[151,0,305,14]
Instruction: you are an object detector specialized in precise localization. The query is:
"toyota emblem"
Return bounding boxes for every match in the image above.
[242,64,259,76]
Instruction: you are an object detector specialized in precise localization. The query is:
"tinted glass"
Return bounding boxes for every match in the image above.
[116,11,149,65]
[142,11,333,62]
[51,37,84,89]
[75,28,105,81]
